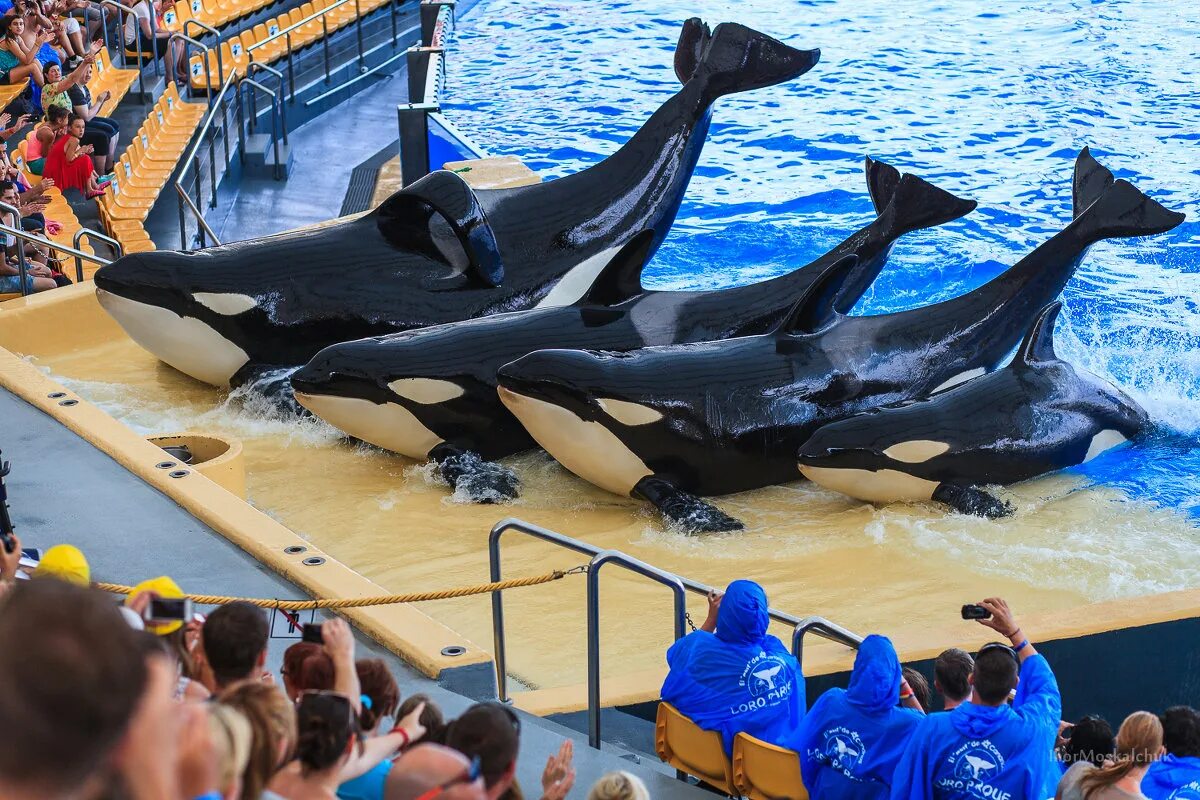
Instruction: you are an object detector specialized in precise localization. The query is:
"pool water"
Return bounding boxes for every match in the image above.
[27,0,1200,693]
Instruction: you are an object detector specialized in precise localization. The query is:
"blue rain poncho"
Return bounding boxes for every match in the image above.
[793,635,923,799]
[890,653,1061,800]
[1142,754,1200,799]
[660,580,805,754]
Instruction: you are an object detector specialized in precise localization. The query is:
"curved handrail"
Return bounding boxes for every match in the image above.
[0,209,113,295]
[247,0,352,52]
[792,616,865,671]
[98,0,155,97]
[174,69,238,248]
[247,62,288,144]
[239,77,282,177]
[72,228,124,282]
[169,32,215,102]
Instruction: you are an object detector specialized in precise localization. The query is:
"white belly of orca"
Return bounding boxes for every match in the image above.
[96,289,249,387]
[1083,429,1127,463]
[294,392,443,459]
[800,465,941,504]
[533,243,625,308]
[498,387,651,496]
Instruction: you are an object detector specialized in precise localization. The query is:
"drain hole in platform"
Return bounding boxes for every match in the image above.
[302,556,326,566]
[284,545,308,555]
[441,646,467,657]
[168,470,189,479]
[58,399,78,407]
[47,392,66,399]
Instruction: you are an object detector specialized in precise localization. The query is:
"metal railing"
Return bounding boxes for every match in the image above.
[246,0,353,103]
[98,0,159,101]
[72,229,124,280]
[488,518,864,749]
[237,77,284,179]
[171,32,217,103]
[397,0,491,186]
[174,69,238,248]
[1,205,114,296]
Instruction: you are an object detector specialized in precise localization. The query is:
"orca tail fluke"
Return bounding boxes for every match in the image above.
[686,21,819,102]
[864,156,902,215]
[1072,146,1115,218]
[1075,178,1185,245]
[879,173,977,238]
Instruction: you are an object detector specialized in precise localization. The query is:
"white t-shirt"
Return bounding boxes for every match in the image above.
[123,1,152,46]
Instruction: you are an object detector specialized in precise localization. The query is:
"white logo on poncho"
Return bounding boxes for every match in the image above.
[728,651,793,715]
[936,740,1009,800]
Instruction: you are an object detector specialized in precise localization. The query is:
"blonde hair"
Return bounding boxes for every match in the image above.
[207,704,254,794]
[1080,710,1162,798]
[219,682,297,800]
[586,771,650,800]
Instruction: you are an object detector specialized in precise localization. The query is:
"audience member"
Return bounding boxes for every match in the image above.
[220,681,297,800]
[660,580,805,754]
[31,542,89,584]
[67,57,118,172]
[1058,716,1115,771]
[25,104,68,174]
[1,179,57,292]
[794,635,924,798]
[384,744,487,800]
[586,771,649,800]
[445,702,521,800]
[282,640,335,701]
[125,574,187,635]
[1142,706,1200,799]
[934,648,974,712]
[1056,711,1162,800]
[337,658,402,800]
[0,15,46,95]
[269,691,365,799]
[43,112,109,197]
[198,599,270,693]
[904,667,932,714]
[0,578,148,799]
[39,54,94,115]
[208,703,255,800]
[397,692,447,745]
[891,597,1062,800]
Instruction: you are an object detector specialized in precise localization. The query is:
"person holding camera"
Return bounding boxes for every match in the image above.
[890,597,1062,800]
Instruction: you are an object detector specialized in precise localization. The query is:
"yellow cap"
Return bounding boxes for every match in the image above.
[33,545,90,587]
[126,575,186,635]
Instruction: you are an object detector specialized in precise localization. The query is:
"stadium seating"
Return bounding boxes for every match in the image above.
[187,0,391,90]
[733,732,809,800]
[655,702,738,796]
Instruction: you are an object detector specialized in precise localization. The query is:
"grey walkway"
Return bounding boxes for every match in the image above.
[1,387,702,798]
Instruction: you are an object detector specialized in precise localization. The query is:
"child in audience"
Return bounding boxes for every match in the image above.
[43,112,108,197]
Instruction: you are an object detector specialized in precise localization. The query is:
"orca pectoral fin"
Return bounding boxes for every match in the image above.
[430,444,520,503]
[633,476,744,533]
[231,363,310,417]
[932,483,1012,519]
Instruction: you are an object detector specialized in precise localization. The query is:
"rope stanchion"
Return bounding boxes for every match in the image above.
[94,565,587,611]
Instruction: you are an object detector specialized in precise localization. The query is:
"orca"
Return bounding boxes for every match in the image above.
[496,150,1183,532]
[795,301,1150,517]
[290,160,976,501]
[93,19,820,388]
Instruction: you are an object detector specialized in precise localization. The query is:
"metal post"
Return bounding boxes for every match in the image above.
[100,5,110,62]
[586,551,686,750]
[14,239,30,297]
[286,32,295,102]
[407,46,429,103]
[193,158,205,247]
[354,0,364,69]
[321,16,330,82]
[208,121,218,209]
[271,93,281,180]
[177,192,188,249]
[220,88,230,164]
[72,229,123,281]
[148,3,161,77]
[397,103,433,187]
[236,82,246,164]
[390,0,397,45]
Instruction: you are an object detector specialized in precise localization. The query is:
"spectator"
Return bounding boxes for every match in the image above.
[123,0,186,80]
[891,597,1062,800]
[25,103,68,174]
[0,110,30,141]
[903,667,932,713]
[42,112,108,198]
[39,53,96,117]
[0,15,46,96]
[13,0,65,69]
[934,648,974,712]
[220,682,297,800]
[31,542,90,584]
[282,640,335,701]
[794,635,924,798]
[337,658,401,800]
[208,703,255,800]
[0,578,149,799]
[1,179,57,292]
[67,57,118,172]
[586,771,649,800]
[1058,716,1115,771]
[165,615,211,702]
[270,691,366,799]
[1056,711,1162,800]
[124,574,187,635]
[385,743,487,800]
[1142,706,1200,799]
[397,692,447,745]
[197,599,270,693]
[660,580,805,755]
[444,702,522,800]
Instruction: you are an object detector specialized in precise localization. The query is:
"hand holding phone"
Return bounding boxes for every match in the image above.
[301,622,323,644]
[144,597,193,624]
[961,604,991,620]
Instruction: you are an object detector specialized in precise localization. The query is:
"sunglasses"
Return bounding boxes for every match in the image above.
[414,754,483,800]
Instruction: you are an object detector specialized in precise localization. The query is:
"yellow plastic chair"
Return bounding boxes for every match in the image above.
[655,703,737,796]
[733,733,809,800]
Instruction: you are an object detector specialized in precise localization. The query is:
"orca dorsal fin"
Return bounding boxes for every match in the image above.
[1015,301,1062,365]
[774,254,859,336]
[577,230,655,306]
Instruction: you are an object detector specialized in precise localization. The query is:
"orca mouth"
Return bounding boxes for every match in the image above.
[94,252,190,310]
[289,367,393,405]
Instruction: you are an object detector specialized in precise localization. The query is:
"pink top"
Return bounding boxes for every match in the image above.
[25,127,49,160]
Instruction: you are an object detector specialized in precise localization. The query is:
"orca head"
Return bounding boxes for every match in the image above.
[497,348,676,496]
[95,250,262,387]
[292,335,483,460]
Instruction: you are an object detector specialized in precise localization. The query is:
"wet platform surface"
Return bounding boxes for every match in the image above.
[0,385,703,797]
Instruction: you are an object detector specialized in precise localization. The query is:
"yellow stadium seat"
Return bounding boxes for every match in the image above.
[733,733,809,800]
[655,703,737,796]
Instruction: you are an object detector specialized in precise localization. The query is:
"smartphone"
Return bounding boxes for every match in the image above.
[301,623,324,644]
[145,597,193,623]
[961,604,991,620]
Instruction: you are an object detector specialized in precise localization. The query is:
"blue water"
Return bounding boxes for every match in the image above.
[445,0,1200,521]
